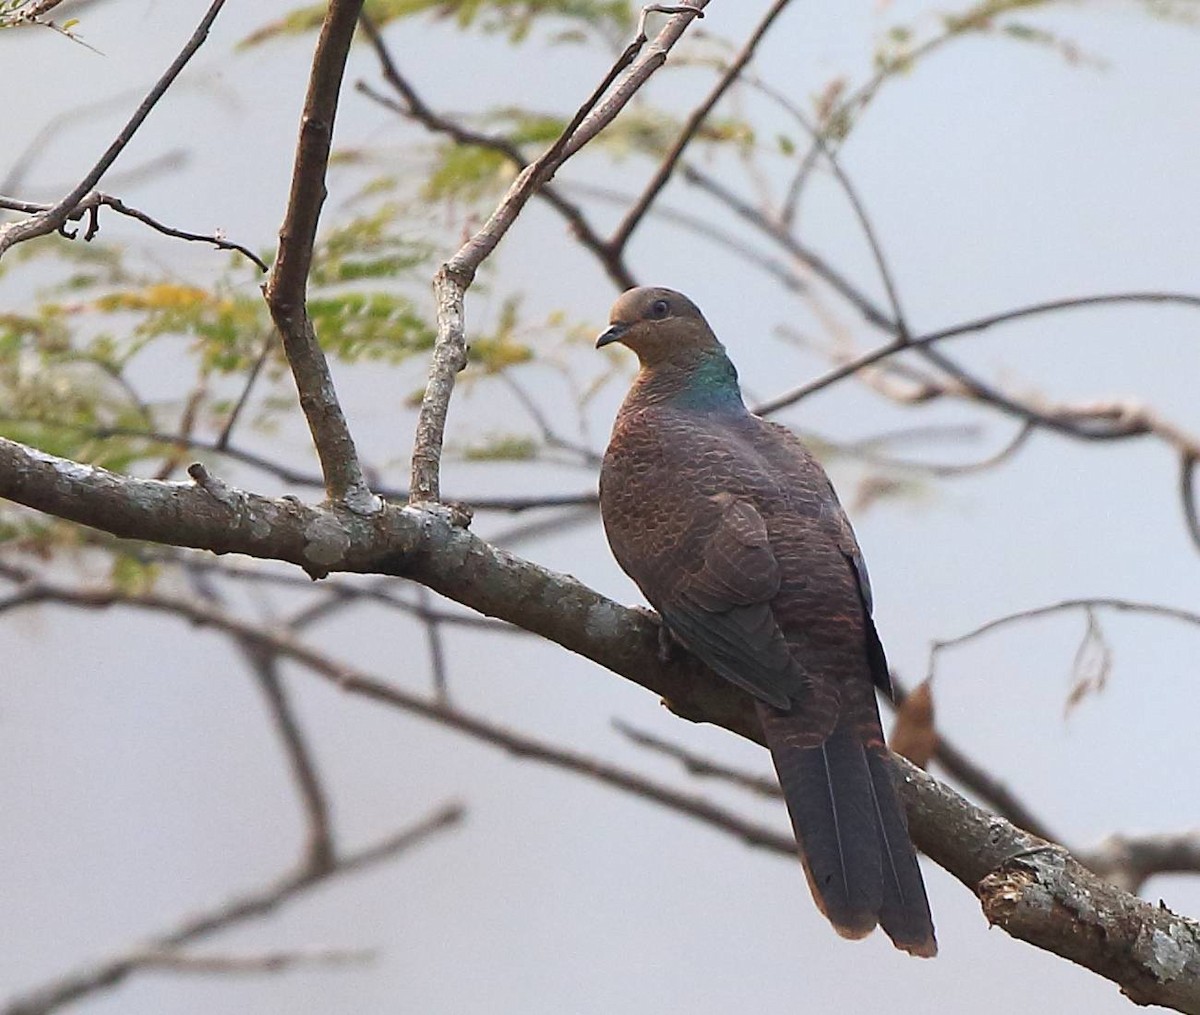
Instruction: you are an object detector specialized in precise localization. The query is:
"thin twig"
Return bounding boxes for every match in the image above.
[0,416,598,512]
[251,651,338,870]
[613,719,781,798]
[744,73,910,336]
[215,332,276,450]
[0,0,229,260]
[499,372,603,467]
[1,805,463,1015]
[683,163,899,333]
[889,675,1060,844]
[0,192,268,270]
[355,16,634,288]
[754,292,1200,415]
[183,563,337,872]
[610,0,793,253]
[930,597,1200,661]
[417,584,451,703]
[566,180,806,292]
[1077,831,1200,894]
[838,420,1035,479]
[1181,453,1200,553]
[0,579,798,861]
[124,946,375,975]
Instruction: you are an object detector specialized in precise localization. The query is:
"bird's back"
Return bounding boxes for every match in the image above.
[601,398,936,956]
[601,401,868,698]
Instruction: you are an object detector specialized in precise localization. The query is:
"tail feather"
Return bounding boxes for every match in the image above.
[758,700,937,956]
[865,745,938,957]
[758,701,881,939]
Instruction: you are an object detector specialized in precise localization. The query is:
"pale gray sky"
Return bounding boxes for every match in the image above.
[2,2,1199,1013]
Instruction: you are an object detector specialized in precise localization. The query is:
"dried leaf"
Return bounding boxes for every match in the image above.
[1064,608,1111,717]
[891,679,937,769]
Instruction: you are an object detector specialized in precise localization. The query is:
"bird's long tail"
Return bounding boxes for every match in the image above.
[757,699,937,957]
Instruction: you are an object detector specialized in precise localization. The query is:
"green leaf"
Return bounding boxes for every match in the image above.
[424,143,515,200]
[241,0,631,48]
[307,293,436,362]
[460,433,538,461]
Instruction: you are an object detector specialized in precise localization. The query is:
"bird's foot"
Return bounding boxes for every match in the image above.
[631,605,683,664]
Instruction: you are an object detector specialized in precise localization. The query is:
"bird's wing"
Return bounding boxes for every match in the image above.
[760,419,894,698]
[660,495,806,710]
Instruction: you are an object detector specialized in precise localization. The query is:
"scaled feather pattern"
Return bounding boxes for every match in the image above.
[597,286,936,956]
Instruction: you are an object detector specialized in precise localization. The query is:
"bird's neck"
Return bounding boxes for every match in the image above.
[625,348,747,415]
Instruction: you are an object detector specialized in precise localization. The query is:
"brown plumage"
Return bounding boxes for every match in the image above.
[596,286,936,956]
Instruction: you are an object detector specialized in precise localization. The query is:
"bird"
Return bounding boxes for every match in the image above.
[596,285,936,956]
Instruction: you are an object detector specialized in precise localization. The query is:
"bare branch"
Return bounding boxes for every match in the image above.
[1,805,463,1015]
[409,1,708,504]
[743,72,910,334]
[1182,453,1200,553]
[121,946,374,975]
[215,333,276,450]
[252,651,338,870]
[902,757,1200,1014]
[754,292,1200,416]
[263,0,378,515]
[930,597,1200,660]
[614,719,781,798]
[15,566,1200,1011]
[0,417,598,512]
[184,564,337,871]
[890,675,1061,844]
[0,0,229,260]
[566,180,806,292]
[2,577,797,860]
[0,192,267,269]
[615,676,1063,846]
[355,17,633,289]
[1078,831,1200,894]
[609,0,793,253]
[682,163,899,335]
[417,584,451,702]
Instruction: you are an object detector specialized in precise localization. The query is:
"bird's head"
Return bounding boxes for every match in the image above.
[595,286,722,368]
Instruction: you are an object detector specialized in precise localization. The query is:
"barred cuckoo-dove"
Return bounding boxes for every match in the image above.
[596,286,936,956]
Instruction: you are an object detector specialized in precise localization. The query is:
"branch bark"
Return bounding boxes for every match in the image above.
[263,0,378,514]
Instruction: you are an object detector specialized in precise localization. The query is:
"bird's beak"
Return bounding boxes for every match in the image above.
[595,322,630,349]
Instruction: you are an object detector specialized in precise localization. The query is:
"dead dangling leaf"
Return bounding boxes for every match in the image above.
[1064,607,1112,717]
[891,678,938,769]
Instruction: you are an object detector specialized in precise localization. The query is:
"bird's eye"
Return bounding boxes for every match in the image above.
[649,299,670,319]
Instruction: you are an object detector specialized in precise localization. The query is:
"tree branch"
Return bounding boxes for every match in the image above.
[184,564,337,872]
[903,761,1200,1014]
[355,17,634,289]
[0,192,267,269]
[6,551,1198,1011]
[1,805,462,1015]
[408,1,708,504]
[1078,832,1200,895]
[263,0,378,514]
[0,0,229,261]
[104,946,374,975]
[609,0,792,253]
[0,418,598,512]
